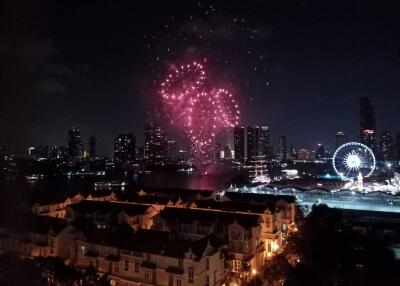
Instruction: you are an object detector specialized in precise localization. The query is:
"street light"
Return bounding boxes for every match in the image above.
[252,269,257,286]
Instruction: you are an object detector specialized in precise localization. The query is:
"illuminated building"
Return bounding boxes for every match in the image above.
[68,127,84,159]
[144,109,168,165]
[379,131,393,161]
[233,126,245,163]
[316,144,325,160]
[335,131,347,150]
[246,126,267,178]
[88,136,96,158]
[290,146,297,160]
[259,126,271,159]
[247,126,259,162]
[167,140,178,162]
[114,133,136,166]
[223,145,232,159]
[360,97,376,151]
[278,136,287,161]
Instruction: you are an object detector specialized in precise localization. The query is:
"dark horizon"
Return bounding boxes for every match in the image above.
[1,0,400,155]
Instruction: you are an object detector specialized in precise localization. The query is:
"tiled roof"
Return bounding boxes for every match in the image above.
[158,207,260,229]
[0,212,68,235]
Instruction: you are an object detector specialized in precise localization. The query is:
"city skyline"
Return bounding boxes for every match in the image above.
[1,0,400,155]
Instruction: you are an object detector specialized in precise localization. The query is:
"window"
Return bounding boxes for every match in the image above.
[114,264,119,273]
[231,230,241,240]
[189,267,194,282]
[134,261,139,273]
[50,239,54,254]
[124,259,129,271]
[146,253,151,261]
[144,272,150,281]
[168,274,173,286]
[178,259,183,269]
[206,258,209,270]
[176,279,182,286]
[80,246,85,256]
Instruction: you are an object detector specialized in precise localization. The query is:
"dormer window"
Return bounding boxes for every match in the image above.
[231,230,241,240]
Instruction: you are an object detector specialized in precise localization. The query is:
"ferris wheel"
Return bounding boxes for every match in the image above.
[332,142,376,180]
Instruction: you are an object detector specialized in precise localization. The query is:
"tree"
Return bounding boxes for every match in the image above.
[263,254,292,286]
[283,204,399,286]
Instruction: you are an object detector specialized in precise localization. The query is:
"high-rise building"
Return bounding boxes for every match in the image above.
[278,136,287,161]
[68,127,84,159]
[290,146,297,160]
[233,126,245,163]
[316,144,325,160]
[334,131,347,150]
[89,136,96,158]
[259,126,271,159]
[144,109,168,165]
[360,97,376,151]
[167,140,178,162]
[379,131,393,161]
[247,126,260,162]
[223,145,232,159]
[114,133,136,166]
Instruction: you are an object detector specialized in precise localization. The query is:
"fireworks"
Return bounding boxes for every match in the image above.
[160,61,240,162]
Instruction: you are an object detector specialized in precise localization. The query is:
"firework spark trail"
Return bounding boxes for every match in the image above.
[160,61,240,163]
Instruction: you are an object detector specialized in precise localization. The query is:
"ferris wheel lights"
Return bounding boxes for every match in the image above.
[332,142,376,180]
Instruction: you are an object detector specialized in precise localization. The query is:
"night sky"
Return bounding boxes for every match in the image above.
[1,0,400,155]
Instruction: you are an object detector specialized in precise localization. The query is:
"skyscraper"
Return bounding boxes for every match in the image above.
[259,126,271,159]
[360,97,376,150]
[247,126,260,162]
[233,126,245,163]
[144,109,168,165]
[278,136,287,161]
[379,131,393,161]
[68,127,84,159]
[316,144,325,160]
[114,133,136,166]
[89,136,96,158]
[334,131,346,150]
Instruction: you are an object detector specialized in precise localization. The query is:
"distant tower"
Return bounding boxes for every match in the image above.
[89,136,96,158]
[316,144,325,160]
[290,146,297,160]
[259,126,271,159]
[247,126,260,162]
[144,109,168,165]
[223,145,232,159]
[335,131,347,150]
[360,97,376,151]
[114,133,136,166]
[278,136,287,162]
[379,131,393,161]
[68,127,84,159]
[233,126,245,163]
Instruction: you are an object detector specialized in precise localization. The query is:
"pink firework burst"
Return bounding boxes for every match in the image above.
[160,61,240,162]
